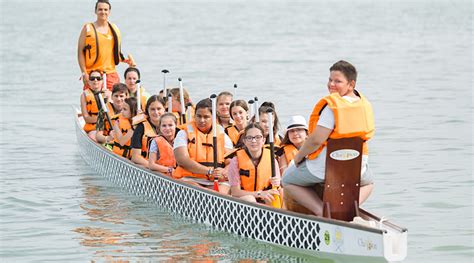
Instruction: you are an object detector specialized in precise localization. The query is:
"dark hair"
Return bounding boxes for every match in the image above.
[330,60,357,83]
[95,0,111,11]
[243,123,265,144]
[195,98,212,114]
[124,97,137,119]
[145,95,166,116]
[112,83,129,95]
[260,101,275,110]
[217,91,233,102]
[124,67,141,79]
[89,69,102,76]
[229,100,249,120]
[281,128,308,146]
[258,105,280,135]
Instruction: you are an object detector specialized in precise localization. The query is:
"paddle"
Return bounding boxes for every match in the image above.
[132,79,147,125]
[97,90,113,135]
[254,97,259,123]
[161,69,169,97]
[178,77,186,124]
[266,108,282,208]
[233,83,237,98]
[167,93,173,113]
[248,99,254,121]
[210,94,219,192]
[136,79,141,112]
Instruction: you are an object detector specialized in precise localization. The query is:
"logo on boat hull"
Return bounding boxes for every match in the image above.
[329,149,360,161]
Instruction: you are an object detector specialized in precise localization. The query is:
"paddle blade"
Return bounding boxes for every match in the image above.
[213,179,220,192]
[271,185,282,208]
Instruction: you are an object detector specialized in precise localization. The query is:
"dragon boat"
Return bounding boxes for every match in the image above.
[74,108,407,261]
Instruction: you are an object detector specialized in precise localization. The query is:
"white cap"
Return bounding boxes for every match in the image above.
[286,115,308,131]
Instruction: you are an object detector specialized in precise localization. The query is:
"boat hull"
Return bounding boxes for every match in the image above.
[74,109,406,261]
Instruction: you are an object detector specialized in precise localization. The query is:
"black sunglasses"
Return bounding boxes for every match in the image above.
[89,76,102,81]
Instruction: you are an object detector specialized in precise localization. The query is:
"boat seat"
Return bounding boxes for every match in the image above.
[284,137,363,222]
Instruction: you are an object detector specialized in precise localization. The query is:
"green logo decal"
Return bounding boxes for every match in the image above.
[324,230,330,245]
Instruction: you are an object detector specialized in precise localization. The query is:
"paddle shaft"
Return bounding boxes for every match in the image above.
[96,92,113,130]
[178,78,186,124]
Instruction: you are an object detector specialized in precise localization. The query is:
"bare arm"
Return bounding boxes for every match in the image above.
[174,146,210,175]
[77,25,88,84]
[131,149,148,168]
[112,120,134,146]
[278,155,288,175]
[149,152,174,174]
[293,125,332,166]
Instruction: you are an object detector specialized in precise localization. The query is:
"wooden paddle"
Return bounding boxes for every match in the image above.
[210,94,219,192]
[266,108,282,208]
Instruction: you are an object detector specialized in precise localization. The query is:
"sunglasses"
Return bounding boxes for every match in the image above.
[89,76,102,81]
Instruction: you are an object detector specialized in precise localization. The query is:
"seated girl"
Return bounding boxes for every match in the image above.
[149,113,179,175]
[227,123,282,205]
[276,115,308,175]
[111,97,137,159]
[225,100,249,147]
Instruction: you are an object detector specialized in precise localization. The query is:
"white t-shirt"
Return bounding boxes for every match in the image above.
[173,129,234,150]
[306,96,369,179]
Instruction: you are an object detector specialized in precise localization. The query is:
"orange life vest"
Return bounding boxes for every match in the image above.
[174,122,226,179]
[140,120,157,158]
[83,22,124,72]
[307,92,374,160]
[236,148,272,192]
[154,136,176,168]
[173,104,195,127]
[281,144,298,164]
[101,101,118,136]
[225,125,243,146]
[83,89,99,132]
[111,116,133,158]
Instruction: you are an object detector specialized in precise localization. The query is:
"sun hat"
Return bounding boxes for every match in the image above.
[286,115,308,131]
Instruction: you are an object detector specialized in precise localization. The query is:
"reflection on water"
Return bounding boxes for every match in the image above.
[73,175,386,262]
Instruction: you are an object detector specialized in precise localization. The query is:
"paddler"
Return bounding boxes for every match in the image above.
[124,67,150,112]
[225,100,249,147]
[282,60,375,216]
[80,70,107,141]
[276,115,309,175]
[77,0,135,90]
[216,91,233,128]
[96,83,129,144]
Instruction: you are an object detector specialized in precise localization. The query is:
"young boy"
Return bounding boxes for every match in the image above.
[282,60,375,216]
[96,83,129,144]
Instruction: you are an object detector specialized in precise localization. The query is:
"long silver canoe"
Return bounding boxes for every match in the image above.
[74,109,407,261]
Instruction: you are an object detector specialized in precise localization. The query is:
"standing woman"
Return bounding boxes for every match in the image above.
[227,123,282,205]
[149,113,178,175]
[276,115,308,175]
[130,96,166,167]
[225,100,249,147]
[77,0,134,90]
[124,67,150,111]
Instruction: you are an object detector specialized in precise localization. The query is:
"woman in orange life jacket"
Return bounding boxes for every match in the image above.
[282,60,375,216]
[216,91,233,128]
[227,123,282,205]
[225,100,249,147]
[96,83,129,144]
[173,98,234,194]
[124,67,150,112]
[148,113,178,175]
[77,0,134,90]
[130,96,166,167]
[167,87,194,126]
[80,70,108,142]
[276,115,308,175]
[255,103,283,146]
[111,97,137,158]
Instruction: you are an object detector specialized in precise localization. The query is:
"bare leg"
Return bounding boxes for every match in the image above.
[240,195,257,203]
[359,184,373,204]
[284,184,323,216]
[218,184,230,195]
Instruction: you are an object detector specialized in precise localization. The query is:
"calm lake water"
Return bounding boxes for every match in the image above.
[0,0,472,262]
